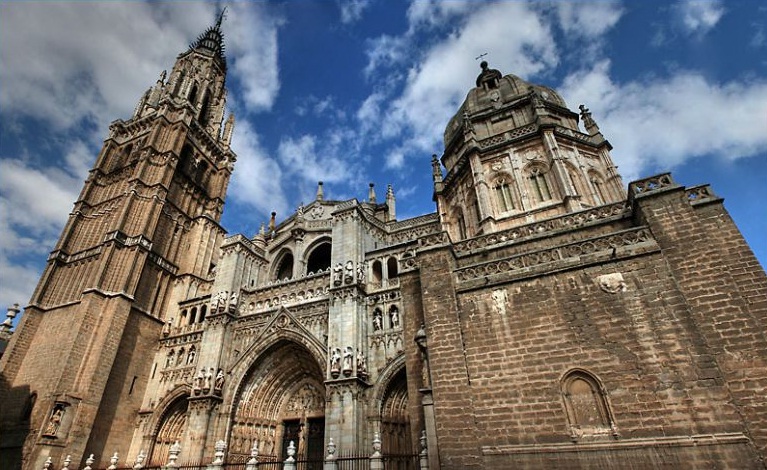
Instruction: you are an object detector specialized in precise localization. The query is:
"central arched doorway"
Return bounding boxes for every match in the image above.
[229,341,325,464]
[380,368,412,455]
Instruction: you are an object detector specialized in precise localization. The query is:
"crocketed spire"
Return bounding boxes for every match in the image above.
[190,8,227,69]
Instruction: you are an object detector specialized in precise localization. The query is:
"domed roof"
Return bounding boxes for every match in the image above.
[444,63,568,147]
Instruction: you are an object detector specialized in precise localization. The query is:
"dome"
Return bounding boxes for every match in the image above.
[443,63,568,147]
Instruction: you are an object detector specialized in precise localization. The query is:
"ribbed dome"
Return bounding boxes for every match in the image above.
[444,64,568,147]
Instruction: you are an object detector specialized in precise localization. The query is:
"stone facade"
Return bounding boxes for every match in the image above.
[1,24,766,470]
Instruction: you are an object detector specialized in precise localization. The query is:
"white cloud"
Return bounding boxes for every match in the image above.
[373,2,558,156]
[406,1,473,31]
[555,2,623,39]
[228,120,289,217]
[226,3,283,111]
[560,60,767,181]
[277,134,353,185]
[339,0,372,24]
[0,2,212,131]
[0,157,82,309]
[677,0,725,36]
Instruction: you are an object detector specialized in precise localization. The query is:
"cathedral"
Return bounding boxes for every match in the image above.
[1,17,766,470]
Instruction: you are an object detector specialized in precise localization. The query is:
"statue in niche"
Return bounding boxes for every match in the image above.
[333,264,343,286]
[357,350,367,379]
[330,348,341,377]
[187,348,196,364]
[193,369,204,395]
[356,262,366,284]
[344,261,354,285]
[390,308,400,329]
[342,347,353,376]
[217,291,229,312]
[372,310,383,331]
[214,369,225,394]
[43,406,64,437]
[228,291,239,313]
[204,368,213,391]
[176,348,185,366]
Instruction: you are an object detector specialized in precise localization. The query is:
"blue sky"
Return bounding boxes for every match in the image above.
[1,1,765,316]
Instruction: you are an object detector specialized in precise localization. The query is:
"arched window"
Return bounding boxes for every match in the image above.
[195,160,209,186]
[189,307,197,325]
[589,171,607,205]
[456,211,467,240]
[179,309,188,327]
[306,241,332,274]
[493,177,515,212]
[199,305,207,323]
[188,83,199,105]
[275,251,294,281]
[172,70,186,96]
[198,89,211,126]
[179,145,194,174]
[372,260,383,287]
[561,369,615,440]
[387,257,398,278]
[529,168,552,202]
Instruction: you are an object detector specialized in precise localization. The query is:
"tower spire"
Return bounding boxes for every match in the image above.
[190,10,227,68]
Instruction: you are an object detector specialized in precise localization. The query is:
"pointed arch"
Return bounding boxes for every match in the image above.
[198,88,211,126]
[227,338,326,461]
[372,355,411,455]
[273,249,294,281]
[588,170,607,206]
[305,238,332,275]
[188,82,199,105]
[491,173,518,213]
[147,387,190,466]
[525,163,553,203]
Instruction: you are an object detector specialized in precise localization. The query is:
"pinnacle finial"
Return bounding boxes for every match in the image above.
[216,6,228,30]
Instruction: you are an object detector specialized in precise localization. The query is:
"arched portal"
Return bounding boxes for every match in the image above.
[230,341,325,463]
[380,368,411,455]
[149,397,188,465]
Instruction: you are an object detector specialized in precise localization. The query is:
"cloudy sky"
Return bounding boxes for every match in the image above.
[1,1,765,317]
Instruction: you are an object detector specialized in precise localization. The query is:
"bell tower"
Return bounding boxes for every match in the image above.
[0,15,236,470]
[434,61,624,240]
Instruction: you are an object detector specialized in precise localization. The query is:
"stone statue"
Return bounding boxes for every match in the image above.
[330,348,341,376]
[390,308,400,329]
[344,261,354,285]
[356,350,367,378]
[214,369,225,394]
[356,262,366,284]
[342,347,353,375]
[333,264,343,286]
[217,291,228,312]
[204,368,213,391]
[44,406,63,436]
[373,310,383,331]
[187,348,196,364]
[228,291,239,313]
[193,369,204,394]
